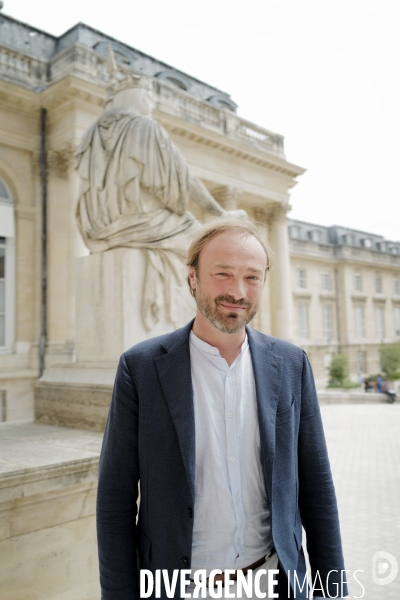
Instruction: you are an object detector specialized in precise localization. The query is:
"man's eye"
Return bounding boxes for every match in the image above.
[216,272,228,276]
[247,276,259,280]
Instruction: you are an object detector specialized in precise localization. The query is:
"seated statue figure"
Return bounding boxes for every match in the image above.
[76,72,244,330]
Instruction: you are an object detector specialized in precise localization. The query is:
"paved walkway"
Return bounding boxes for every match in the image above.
[318,404,400,599]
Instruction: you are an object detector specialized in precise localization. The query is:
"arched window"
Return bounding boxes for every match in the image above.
[0,179,15,351]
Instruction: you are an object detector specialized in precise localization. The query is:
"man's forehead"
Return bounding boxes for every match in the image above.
[200,230,267,264]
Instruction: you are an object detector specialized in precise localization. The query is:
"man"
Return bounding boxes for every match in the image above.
[97,218,347,599]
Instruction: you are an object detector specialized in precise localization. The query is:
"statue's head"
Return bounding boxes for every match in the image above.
[105,73,154,116]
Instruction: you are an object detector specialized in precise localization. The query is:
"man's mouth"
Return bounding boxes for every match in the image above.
[219,303,246,312]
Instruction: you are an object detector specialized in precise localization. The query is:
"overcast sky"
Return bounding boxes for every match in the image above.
[4,0,400,241]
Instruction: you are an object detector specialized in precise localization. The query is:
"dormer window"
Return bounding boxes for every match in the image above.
[308,230,321,243]
[342,233,354,245]
[93,41,135,68]
[361,238,372,248]
[156,70,190,91]
[290,226,300,239]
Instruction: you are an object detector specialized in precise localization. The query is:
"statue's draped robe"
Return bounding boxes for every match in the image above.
[76,108,199,330]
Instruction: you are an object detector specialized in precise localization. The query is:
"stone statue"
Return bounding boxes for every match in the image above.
[75,64,245,330]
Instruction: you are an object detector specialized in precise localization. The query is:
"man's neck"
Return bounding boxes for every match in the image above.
[191,311,246,366]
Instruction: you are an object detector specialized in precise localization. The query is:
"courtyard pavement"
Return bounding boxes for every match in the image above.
[317,403,400,599]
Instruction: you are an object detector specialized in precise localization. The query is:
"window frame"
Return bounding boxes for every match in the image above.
[0,179,15,353]
[296,268,307,289]
[355,305,365,338]
[298,303,309,339]
[354,272,363,292]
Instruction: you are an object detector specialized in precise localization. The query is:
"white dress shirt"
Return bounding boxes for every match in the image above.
[189,331,273,575]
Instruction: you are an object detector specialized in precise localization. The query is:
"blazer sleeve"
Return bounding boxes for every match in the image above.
[297,351,348,598]
[96,353,140,600]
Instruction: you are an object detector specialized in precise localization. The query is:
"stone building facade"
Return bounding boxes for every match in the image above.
[289,219,400,386]
[0,14,304,422]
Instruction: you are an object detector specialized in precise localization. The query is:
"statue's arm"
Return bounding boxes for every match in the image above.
[189,175,225,215]
[189,175,246,219]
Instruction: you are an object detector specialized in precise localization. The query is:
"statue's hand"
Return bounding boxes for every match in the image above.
[224,209,248,220]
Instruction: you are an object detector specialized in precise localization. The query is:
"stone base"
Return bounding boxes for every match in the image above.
[34,363,115,431]
[75,247,193,365]
[0,421,103,600]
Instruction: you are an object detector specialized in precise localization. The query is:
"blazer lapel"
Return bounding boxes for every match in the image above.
[155,321,196,501]
[247,326,283,502]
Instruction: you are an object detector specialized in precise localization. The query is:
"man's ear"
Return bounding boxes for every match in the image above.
[188,265,197,290]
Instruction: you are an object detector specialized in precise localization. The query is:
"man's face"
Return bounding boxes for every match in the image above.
[189,231,267,334]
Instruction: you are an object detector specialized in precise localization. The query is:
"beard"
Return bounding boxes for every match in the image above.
[195,285,260,334]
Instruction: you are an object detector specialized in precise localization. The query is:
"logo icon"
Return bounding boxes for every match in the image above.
[372,551,398,586]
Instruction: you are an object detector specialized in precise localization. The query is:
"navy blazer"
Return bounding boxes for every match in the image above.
[97,321,346,599]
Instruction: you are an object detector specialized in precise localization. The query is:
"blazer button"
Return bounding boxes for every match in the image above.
[187,508,193,518]
[181,558,189,567]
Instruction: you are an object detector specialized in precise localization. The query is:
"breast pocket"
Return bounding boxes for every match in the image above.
[275,396,296,425]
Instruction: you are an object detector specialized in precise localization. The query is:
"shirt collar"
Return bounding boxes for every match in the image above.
[189,330,249,358]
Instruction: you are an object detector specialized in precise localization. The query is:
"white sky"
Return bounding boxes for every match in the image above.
[4,0,400,241]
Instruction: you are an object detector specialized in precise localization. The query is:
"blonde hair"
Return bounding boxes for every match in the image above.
[186,217,272,297]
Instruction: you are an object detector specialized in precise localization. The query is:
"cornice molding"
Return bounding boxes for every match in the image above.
[156,113,305,182]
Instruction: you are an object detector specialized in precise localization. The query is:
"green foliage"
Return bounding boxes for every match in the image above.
[328,354,348,386]
[380,344,400,378]
[327,381,359,389]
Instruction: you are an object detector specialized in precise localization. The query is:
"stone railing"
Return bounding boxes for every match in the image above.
[154,79,285,157]
[0,44,48,88]
[50,45,286,158]
[49,43,109,85]
[0,41,285,158]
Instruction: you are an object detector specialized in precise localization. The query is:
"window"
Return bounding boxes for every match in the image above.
[357,352,366,374]
[355,305,365,338]
[375,306,385,339]
[323,305,333,342]
[321,271,332,291]
[342,233,354,245]
[361,238,372,248]
[308,230,321,243]
[324,353,332,369]
[354,273,362,292]
[298,304,309,338]
[297,268,306,288]
[0,238,5,346]
[375,275,382,294]
[0,178,15,351]
[394,278,400,296]
[290,226,300,239]
[394,307,400,338]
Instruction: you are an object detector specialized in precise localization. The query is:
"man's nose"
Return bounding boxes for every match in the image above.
[226,278,246,299]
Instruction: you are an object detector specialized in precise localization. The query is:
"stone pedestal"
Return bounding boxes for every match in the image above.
[75,247,183,364]
[35,247,195,431]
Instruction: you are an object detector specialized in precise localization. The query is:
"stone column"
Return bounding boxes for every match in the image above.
[260,205,293,341]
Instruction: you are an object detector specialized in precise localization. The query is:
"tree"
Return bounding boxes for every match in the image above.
[380,344,400,378]
[329,354,348,386]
